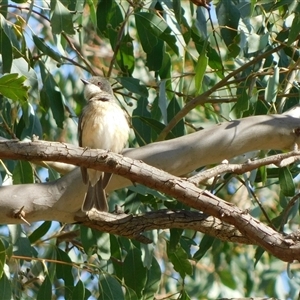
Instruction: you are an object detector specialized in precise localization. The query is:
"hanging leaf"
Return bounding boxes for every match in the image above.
[195,52,208,94]
[279,167,295,197]
[123,247,147,298]
[167,243,192,278]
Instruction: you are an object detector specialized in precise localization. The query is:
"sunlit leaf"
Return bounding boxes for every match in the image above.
[0,73,28,102]
[195,52,208,94]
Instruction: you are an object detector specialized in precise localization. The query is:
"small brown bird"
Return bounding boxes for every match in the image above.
[78,76,129,211]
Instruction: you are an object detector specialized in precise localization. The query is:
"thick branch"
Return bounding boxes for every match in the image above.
[1,139,300,260]
[75,209,250,245]
[1,108,300,259]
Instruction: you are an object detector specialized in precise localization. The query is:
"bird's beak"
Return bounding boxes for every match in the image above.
[81,78,89,85]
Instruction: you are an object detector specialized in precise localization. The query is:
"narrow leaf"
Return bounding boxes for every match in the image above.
[195,52,208,94]
[265,65,279,103]
[287,13,300,46]
[193,235,215,261]
[279,167,295,197]
[33,35,62,63]
[28,221,52,244]
[123,247,147,298]
[0,238,6,279]
[116,77,148,98]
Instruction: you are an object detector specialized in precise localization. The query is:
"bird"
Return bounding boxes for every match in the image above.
[78,76,130,212]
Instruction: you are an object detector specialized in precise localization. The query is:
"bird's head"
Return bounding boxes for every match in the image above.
[81,76,113,100]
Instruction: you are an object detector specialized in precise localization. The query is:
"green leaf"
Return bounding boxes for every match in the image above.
[97,0,123,43]
[236,83,250,117]
[219,269,237,289]
[73,279,85,300]
[216,0,240,49]
[169,229,183,251]
[265,65,279,103]
[86,0,97,28]
[193,235,215,261]
[179,289,191,300]
[167,243,192,278]
[279,167,295,197]
[0,273,12,300]
[0,16,12,73]
[159,80,168,124]
[56,248,73,298]
[132,97,152,146]
[116,33,135,75]
[116,77,148,97]
[135,12,179,55]
[110,235,123,280]
[96,232,111,260]
[16,103,43,140]
[247,33,269,53]
[167,97,184,138]
[33,35,62,63]
[13,236,37,257]
[99,274,124,300]
[12,161,34,184]
[0,73,28,102]
[11,58,38,89]
[195,52,208,94]
[146,39,164,71]
[288,14,300,46]
[39,65,65,129]
[28,221,52,244]
[37,275,52,300]
[0,238,6,279]
[123,247,147,298]
[143,256,161,299]
[254,246,265,267]
[50,0,75,34]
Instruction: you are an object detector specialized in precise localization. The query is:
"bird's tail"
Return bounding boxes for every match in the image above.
[82,177,108,212]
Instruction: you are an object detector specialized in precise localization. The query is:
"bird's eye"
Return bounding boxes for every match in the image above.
[98,82,102,87]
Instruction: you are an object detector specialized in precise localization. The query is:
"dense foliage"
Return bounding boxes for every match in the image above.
[0,0,300,298]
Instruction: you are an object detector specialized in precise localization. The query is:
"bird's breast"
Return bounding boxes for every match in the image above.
[81,101,129,152]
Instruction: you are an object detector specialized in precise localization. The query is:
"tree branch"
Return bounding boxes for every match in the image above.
[1,108,300,260]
